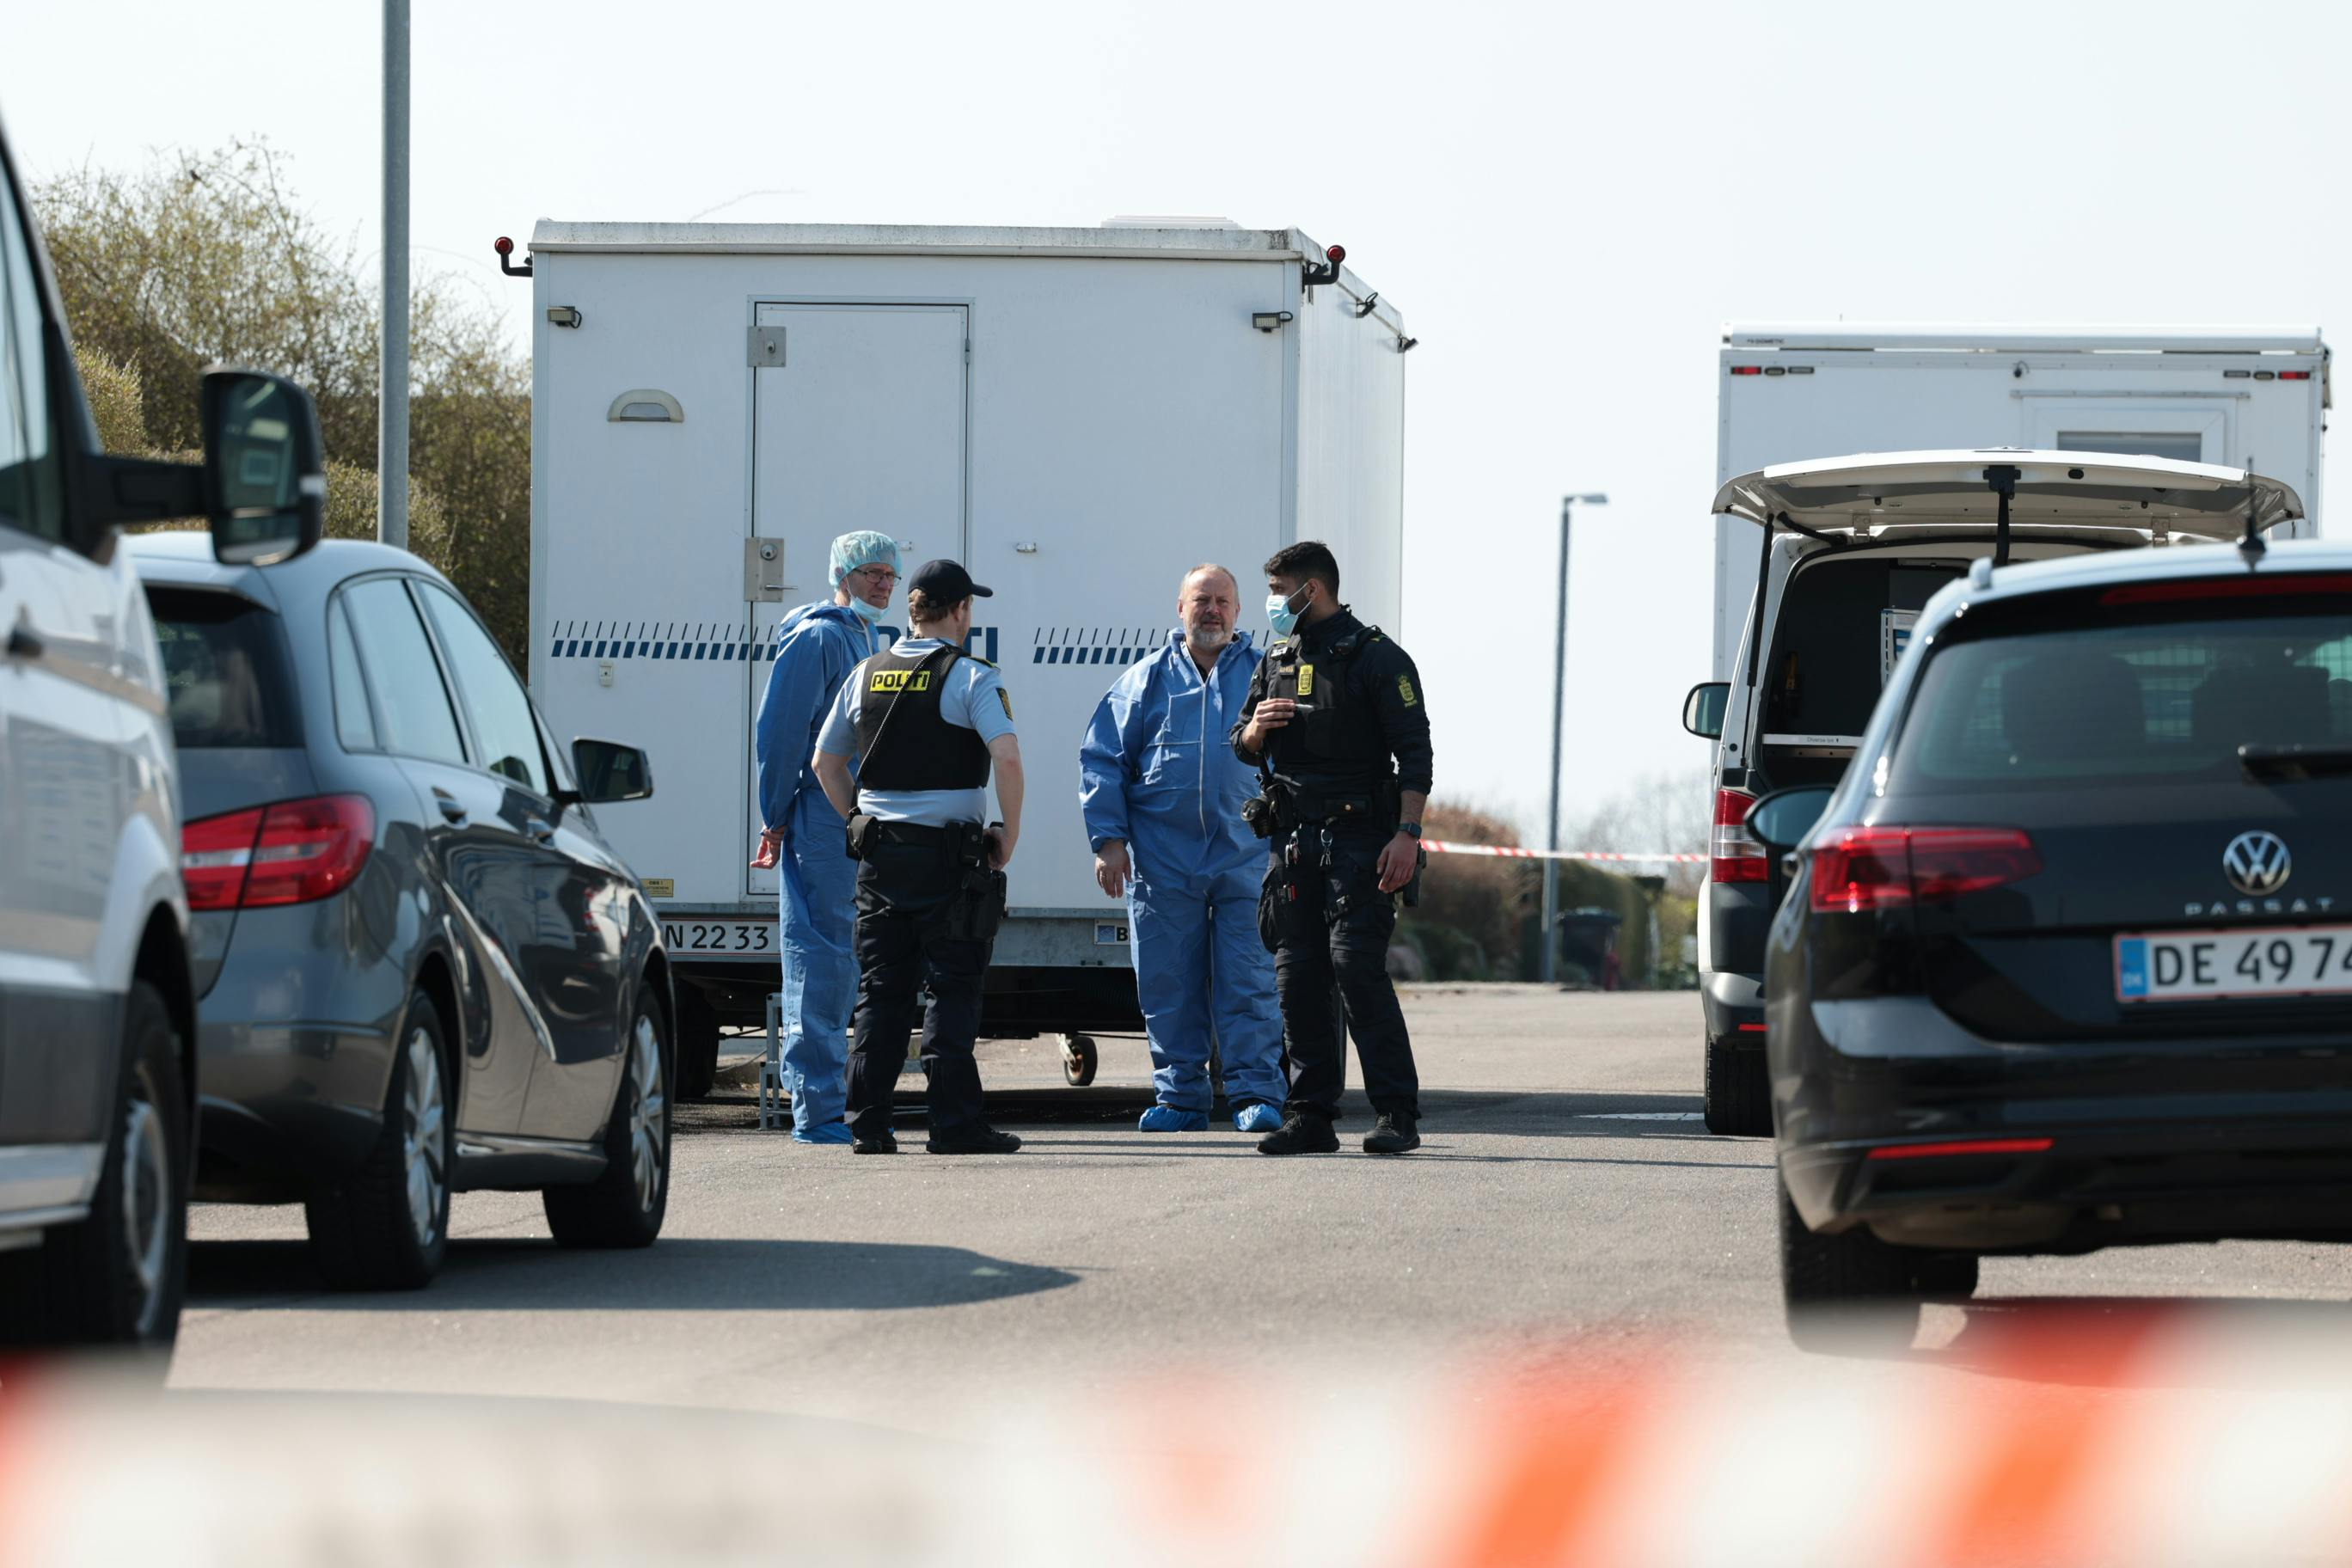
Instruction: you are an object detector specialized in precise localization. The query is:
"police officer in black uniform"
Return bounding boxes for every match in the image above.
[812,560,1026,1155]
[1232,541,1434,1155]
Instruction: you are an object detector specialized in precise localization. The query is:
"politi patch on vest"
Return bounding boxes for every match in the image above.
[997,689,1014,720]
[1397,673,1418,707]
[1295,665,1315,697]
[870,669,934,694]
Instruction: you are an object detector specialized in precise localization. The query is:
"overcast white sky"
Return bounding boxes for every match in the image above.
[5,0,2343,842]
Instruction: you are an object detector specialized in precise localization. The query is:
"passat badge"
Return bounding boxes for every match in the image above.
[2222,830,2292,897]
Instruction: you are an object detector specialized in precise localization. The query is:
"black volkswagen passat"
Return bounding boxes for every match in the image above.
[130,535,673,1289]
[1755,541,2352,1350]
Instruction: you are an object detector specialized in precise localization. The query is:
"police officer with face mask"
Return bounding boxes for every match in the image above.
[1233,541,1434,1156]
[812,560,1026,1156]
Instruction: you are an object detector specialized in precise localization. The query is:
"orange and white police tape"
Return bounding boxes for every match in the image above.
[13,1314,2352,1567]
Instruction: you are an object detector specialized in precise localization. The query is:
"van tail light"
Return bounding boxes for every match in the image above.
[1710,787,1768,883]
[1809,826,2040,914]
[182,795,376,910]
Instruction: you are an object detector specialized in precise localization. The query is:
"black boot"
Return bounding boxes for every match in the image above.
[927,1121,1022,1155]
[853,1130,898,1155]
[1256,1109,1339,1156]
[1363,1112,1420,1155]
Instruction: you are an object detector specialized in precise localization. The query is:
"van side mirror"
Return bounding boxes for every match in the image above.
[203,368,325,567]
[1746,786,1834,853]
[572,738,654,804]
[1682,681,1731,739]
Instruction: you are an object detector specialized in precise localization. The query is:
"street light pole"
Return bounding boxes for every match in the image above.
[1541,492,1608,985]
[379,0,411,550]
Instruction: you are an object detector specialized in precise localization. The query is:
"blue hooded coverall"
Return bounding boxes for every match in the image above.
[755,601,883,1138]
[1079,632,1287,1112]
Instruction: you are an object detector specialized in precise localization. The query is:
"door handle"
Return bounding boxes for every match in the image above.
[5,623,43,661]
[435,793,469,825]
[524,816,555,843]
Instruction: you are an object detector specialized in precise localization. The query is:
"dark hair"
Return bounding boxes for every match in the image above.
[907,589,969,624]
[1263,541,1339,596]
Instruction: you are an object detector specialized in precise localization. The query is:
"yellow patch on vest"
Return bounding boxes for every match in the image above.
[869,669,933,694]
[1397,673,1418,707]
[997,688,1014,720]
[1295,665,1315,697]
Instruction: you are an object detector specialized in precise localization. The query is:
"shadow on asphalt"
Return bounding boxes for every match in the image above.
[677,1087,1721,1139]
[187,1238,1081,1313]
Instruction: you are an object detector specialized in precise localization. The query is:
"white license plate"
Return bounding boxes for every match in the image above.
[661,920,776,955]
[1094,921,1130,946]
[2116,924,2352,1002]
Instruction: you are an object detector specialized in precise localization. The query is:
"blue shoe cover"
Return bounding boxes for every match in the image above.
[1232,1102,1284,1134]
[794,1120,856,1145]
[1137,1105,1210,1132]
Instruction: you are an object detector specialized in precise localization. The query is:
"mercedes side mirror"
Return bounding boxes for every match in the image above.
[203,368,326,566]
[1682,681,1730,739]
[1746,786,1834,854]
[571,738,654,805]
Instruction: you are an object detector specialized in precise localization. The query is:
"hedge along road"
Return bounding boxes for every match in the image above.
[166,988,2352,1434]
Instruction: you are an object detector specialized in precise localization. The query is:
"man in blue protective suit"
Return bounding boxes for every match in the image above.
[750,530,899,1143]
[1080,564,1289,1134]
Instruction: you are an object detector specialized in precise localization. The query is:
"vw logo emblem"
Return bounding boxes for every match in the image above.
[2222,830,2293,897]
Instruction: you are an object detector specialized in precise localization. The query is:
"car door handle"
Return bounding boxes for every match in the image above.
[435,793,469,825]
[5,623,43,661]
[524,816,555,843]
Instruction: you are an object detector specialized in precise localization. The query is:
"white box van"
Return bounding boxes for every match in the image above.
[1712,325,2328,679]
[1687,325,2329,1135]
[518,221,1407,1087]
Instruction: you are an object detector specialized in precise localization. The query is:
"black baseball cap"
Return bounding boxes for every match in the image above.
[907,559,993,601]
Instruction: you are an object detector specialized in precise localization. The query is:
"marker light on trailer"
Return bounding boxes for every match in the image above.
[1729,365,1763,376]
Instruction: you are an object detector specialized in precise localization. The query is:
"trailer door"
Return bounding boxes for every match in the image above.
[746,302,968,897]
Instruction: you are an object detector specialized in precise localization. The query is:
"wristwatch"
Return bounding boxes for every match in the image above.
[1396,820,1423,839]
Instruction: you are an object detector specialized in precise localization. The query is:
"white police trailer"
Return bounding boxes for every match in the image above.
[518,220,1408,1089]
[1711,324,2330,679]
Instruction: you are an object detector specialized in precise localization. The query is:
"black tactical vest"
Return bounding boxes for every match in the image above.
[852,645,993,793]
[1263,624,1393,781]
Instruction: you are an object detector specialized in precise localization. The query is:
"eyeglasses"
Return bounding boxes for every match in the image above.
[850,567,898,585]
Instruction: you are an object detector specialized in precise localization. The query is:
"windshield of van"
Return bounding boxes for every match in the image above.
[1890,607,2352,793]
[149,587,301,749]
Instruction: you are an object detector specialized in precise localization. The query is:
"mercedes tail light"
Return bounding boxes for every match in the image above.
[1711,787,1767,884]
[1810,826,2040,914]
[182,795,376,910]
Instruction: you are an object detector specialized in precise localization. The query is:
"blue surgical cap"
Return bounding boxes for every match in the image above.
[829,530,901,588]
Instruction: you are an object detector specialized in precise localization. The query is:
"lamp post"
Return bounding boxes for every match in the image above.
[379,0,410,549]
[1541,492,1608,985]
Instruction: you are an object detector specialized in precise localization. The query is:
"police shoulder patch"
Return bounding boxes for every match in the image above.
[1397,672,1418,707]
[997,688,1014,720]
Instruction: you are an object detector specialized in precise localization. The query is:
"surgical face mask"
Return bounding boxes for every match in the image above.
[1265,584,1312,639]
[847,597,887,624]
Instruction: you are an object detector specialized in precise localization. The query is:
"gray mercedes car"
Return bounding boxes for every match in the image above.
[129,535,674,1289]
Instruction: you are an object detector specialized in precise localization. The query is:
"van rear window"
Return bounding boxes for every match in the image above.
[148,587,300,750]
[1890,611,2352,793]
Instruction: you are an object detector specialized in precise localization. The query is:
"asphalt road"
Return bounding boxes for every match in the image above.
[171,987,2352,1430]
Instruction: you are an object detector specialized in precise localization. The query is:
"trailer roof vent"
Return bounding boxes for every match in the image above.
[1100,215,1240,229]
[608,389,683,424]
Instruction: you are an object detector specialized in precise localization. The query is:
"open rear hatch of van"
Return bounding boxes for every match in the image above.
[1716,450,2307,780]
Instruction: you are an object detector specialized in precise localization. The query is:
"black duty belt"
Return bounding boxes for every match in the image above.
[868,818,981,849]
